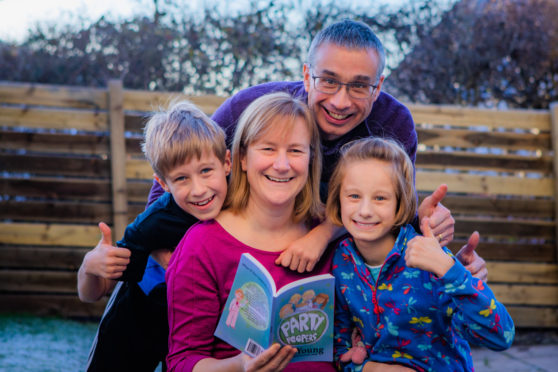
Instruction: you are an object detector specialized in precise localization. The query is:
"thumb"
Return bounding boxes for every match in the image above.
[98,222,113,245]
[420,217,434,238]
[458,231,480,261]
[428,184,448,207]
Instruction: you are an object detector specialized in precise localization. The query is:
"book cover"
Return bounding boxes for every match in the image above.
[214,253,334,362]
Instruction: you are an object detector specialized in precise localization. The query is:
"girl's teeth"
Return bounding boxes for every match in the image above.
[267,176,290,182]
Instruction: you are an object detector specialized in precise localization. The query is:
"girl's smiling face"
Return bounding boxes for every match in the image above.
[340,158,398,261]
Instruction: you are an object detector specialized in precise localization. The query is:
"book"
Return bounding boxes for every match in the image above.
[214,252,335,362]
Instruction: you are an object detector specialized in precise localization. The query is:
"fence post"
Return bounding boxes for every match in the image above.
[108,80,128,241]
[550,102,558,262]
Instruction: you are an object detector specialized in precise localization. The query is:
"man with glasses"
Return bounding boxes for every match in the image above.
[147,19,486,279]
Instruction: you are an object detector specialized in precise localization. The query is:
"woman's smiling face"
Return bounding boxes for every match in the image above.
[241,116,311,211]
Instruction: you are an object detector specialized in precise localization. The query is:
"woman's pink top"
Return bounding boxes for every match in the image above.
[166,220,336,372]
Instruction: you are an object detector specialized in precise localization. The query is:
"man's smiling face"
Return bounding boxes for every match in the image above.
[303,42,384,141]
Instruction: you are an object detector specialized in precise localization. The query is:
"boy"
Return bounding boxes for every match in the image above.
[77,100,231,372]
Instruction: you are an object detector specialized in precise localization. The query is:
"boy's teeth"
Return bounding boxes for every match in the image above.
[192,195,214,206]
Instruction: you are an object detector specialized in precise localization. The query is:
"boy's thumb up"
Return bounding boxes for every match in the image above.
[98,222,113,245]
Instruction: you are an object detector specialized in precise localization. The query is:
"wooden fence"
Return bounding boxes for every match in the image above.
[1,80,557,328]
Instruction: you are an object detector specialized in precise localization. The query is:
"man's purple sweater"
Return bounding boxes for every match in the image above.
[147,81,416,204]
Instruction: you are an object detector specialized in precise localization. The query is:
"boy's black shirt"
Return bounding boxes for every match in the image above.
[117,192,198,282]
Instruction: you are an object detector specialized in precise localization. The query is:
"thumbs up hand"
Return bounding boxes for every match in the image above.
[83,222,131,279]
[406,217,455,278]
[418,184,455,247]
[456,231,488,281]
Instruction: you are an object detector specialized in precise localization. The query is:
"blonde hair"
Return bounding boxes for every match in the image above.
[142,99,227,180]
[225,92,323,223]
[326,137,416,228]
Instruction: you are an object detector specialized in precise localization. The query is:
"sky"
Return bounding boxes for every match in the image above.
[0,0,412,43]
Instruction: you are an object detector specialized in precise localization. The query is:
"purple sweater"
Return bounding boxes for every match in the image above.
[148,81,416,204]
[166,220,336,372]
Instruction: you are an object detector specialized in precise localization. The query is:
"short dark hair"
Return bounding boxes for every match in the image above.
[307,19,386,81]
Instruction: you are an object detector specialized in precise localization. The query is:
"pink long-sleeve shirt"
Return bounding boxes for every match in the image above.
[166,220,336,372]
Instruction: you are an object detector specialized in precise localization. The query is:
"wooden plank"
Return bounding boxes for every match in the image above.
[550,102,558,265]
[0,106,108,131]
[125,113,148,133]
[0,246,88,270]
[0,270,77,293]
[0,81,107,109]
[0,294,107,318]
[486,262,558,284]
[0,153,110,178]
[454,216,555,240]
[447,239,555,263]
[0,199,143,224]
[123,89,226,114]
[0,222,100,247]
[415,171,553,197]
[0,177,112,201]
[409,103,551,130]
[126,158,153,180]
[418,193,554,219]
[491,284,558,306]
[417,127,551,151]
[416,150,552,173]
[506,306,558,328]
[108,80,128,241]
[0,129,110,155]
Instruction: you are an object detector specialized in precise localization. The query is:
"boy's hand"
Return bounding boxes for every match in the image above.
[418,184,455,247]
[276,227,329,273]
[240,343,296,372]
[406,218,454,278]
[151,248,173,270]
[83,222,131,279]
[456,231,487,281]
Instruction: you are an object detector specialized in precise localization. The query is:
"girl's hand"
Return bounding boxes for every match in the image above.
[363,361,415,371]
[241,344,297,372]
[405,217,454,278]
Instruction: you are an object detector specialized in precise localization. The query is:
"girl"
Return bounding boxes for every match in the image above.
[166,92,336,372]
[326,137,514,372]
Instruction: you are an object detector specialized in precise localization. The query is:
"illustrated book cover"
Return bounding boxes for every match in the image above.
[214,252,334,362]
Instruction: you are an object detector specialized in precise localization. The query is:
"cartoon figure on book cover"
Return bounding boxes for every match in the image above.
[226,289,247,328]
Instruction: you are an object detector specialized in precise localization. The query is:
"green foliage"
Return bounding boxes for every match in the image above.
[385,0,558,108]
[0,0,555,108]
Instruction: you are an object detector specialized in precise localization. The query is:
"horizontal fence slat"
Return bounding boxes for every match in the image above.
[454,217,555,240]
[416,171,554,197]
[491,284,558,306]
[0,200,144,224]
[0,246,87,270]
[447,240,555,263]
[0,106,108,131]
[0,153,110,178]
[0,294,107,318]
[0,223,100,247]
[410,103,551,130]
[126,158,152,179]
[506,306,558,328]
[486,262,558,284]
[0,81,107,109]
[1,177,151,203]
[416,151,552,173]
[123,90,226,114]
[419,193,553,219]
[417,127,551,151]
[0,270,76,293]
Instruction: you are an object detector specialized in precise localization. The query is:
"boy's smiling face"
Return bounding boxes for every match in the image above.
[156,149,231,221]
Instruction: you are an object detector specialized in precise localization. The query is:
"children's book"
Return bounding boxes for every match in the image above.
[214,252,335,362]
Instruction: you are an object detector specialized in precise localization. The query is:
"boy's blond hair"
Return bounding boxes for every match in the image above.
[225,92,323,224]
[326,137,417,228]
[142,99,227,180]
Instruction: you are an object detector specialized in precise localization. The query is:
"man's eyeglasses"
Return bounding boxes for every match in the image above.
[311,75,378,99]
